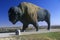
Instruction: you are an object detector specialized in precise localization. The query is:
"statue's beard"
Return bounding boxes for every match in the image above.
[9,15,18,24]
[11,20,17,24]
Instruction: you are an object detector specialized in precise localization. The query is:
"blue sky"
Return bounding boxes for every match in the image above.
[0,0,60,27]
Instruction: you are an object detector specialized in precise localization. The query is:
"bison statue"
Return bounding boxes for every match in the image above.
[8,2,50,32]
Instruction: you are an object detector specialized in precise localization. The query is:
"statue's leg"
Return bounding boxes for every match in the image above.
[46,20,50,30]
[32,22,39,31]
[44,10,50,30]
[21,24,28,32]
[45,15,50,30]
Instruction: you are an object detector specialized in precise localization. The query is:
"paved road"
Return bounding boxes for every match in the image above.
[0,29,60,37]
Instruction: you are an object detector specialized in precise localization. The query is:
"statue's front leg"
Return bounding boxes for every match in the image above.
[32,22,39,31]
[21,24,28,32]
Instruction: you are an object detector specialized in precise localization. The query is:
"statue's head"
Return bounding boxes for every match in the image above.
[8,6,22,24]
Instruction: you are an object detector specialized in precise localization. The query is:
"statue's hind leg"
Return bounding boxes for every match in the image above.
[46,19,50,30]
[21,24,28,32]
[44,10,50,30]
[45,15,50,30]
[32,22,39,31]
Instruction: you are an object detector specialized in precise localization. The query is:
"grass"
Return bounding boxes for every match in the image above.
[0,32,60,40]
[19,32,60,40]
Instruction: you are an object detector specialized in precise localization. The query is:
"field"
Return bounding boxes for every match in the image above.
[0,25,60,33]
[0,32,60,40]
[0,26,60,40]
